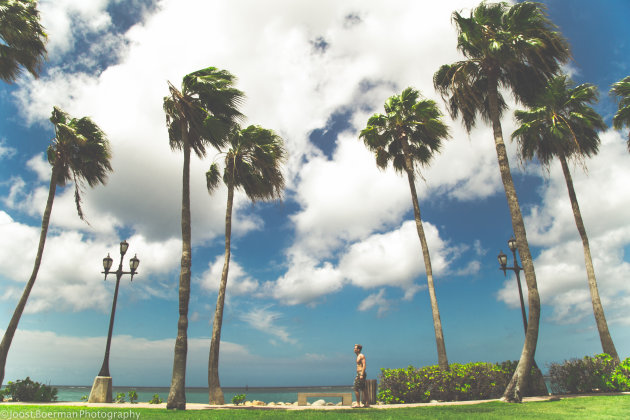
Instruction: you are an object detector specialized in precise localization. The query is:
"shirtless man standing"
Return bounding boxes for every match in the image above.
[353,344,369,407]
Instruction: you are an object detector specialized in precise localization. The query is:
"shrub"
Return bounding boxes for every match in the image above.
[608,357,630,391]
[148,394,163,404]
[0,377,58,402]
[115,392,126,403]
[128,390,138,404]
[231,393,247,405]
[549,354,630,394]
[378,360,546,404]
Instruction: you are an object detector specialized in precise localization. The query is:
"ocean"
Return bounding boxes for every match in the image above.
[55,385,356,405]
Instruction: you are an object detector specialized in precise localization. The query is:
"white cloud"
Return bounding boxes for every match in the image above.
[4,0,628,341]
[339,220,435,292]
[199,255,260,297]
[524,131,630,246]
[0,211,179,313]
[0,139,16,160]
[290,135,410,258]
[498,130,630,326]
[25,155,51,181]
[358,288,391,317]
[264,251,344,306]
[39,0,113,58]
[266,219,457,306]
[239,305,296,345]
[9,0,491,308]
[2,328,250,386]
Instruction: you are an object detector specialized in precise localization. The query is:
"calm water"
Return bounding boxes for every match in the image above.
[55,385,355,404]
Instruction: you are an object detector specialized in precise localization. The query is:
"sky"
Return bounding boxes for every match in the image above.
[1,0,629,389]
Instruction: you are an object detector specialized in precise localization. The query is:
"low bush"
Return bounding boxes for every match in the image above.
[148,393,163,404]
[128,390,138,404]
[608,357,630,391]
[549,354,630,394]
[231,393,247,405]
[0,377,58,402]
[378,361,546,404]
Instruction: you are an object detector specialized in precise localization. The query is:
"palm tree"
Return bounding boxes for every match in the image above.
[163,67,244,410]
[610,75,630,152]
[0,106,111,388]
[433,1,570,402]
[360,87,450,370]
[0,0,47,82]
[205,124,286,404]
[512,75,619,362]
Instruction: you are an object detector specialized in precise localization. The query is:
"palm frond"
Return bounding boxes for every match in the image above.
[512,75,604,168]
[214,124,286,203]
[0,0,47,82]
[46,106,112,224]
[164,68,245,158]
[436,1,570,131]
[206,163,221,194]
[610,76,630,148]
[361,87,450,176]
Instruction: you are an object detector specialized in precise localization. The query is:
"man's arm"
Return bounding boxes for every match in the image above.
[359,354,366,376]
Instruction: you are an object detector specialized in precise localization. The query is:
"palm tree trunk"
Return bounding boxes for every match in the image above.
[401,141,448,370]
[559,155,619,362]
[167,136,192,410]
[486,78,541,403]
[0,165,58,388]
[208,182,234,405]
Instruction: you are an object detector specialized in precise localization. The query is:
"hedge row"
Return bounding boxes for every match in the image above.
[0,377,58,402]
[378,354,630,404]
[549,354,630,394]
[377,360,546,404]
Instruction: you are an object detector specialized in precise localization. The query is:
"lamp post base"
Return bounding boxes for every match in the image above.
[88,376,112,403]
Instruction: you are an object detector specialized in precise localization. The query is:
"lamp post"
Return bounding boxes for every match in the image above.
[498,237,527,335]
[88,240,139,403]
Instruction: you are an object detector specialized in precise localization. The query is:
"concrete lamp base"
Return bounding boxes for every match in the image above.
[88,376,112,403]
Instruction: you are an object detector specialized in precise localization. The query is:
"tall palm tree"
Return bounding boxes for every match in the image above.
[0,0,47,82]
[512,75,619,362]
[163,67,244,410]
[0,106,111,388]
[205,124,286,404]
[610,75,630,152]
[433,1,570,402]
[360,87,450,370]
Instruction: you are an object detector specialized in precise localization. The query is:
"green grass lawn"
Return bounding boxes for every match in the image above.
[1,395,629,419]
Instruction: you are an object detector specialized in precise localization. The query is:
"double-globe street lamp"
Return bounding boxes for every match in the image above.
[88,240,139,403]
[497,237,528,334]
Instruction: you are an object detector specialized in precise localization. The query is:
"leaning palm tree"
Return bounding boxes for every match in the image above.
[205,124,286,404]
[433,1,570,402]
[0,106,111,388]
[163,67,244,410]
[610,75,630,152]
[0,0,47,82]
[360,87,450,370]
[164,67,243,410]
[512,75,619,362]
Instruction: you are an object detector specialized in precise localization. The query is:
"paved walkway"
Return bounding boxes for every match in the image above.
[5,393,628,411]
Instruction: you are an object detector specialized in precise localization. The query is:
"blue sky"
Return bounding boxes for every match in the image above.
[1,0,629,388]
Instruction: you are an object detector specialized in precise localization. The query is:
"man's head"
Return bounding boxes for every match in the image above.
[354,344,362,354]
